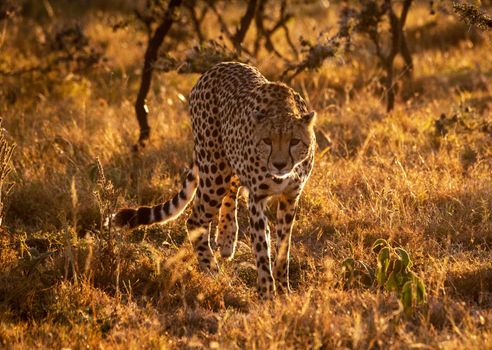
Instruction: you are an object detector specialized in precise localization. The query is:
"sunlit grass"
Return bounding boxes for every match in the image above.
[0,1,491,348]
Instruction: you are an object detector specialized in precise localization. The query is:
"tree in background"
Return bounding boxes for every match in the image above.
[133,0,182,150]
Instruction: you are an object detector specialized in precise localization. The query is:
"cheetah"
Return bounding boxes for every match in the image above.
[114,62,316,298]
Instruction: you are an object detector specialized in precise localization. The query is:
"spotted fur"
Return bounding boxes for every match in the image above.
[114,62,316,298]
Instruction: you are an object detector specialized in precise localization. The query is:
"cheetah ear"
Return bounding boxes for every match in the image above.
[302,111,317,128]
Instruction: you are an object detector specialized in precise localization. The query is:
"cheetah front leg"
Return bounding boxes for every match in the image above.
[274,192,300,293]
[249,195,276,299]
[215,176,240,259]
[186,171,230,273]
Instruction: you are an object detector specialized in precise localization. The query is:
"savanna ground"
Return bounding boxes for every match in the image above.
[1,1,492,348]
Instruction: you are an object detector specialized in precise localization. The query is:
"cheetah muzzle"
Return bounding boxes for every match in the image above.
[113,62,317,299]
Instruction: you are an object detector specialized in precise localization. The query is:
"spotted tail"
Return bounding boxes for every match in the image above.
[112,164,199,229]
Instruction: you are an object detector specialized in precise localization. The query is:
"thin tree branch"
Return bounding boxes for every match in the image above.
[185,1,206,44]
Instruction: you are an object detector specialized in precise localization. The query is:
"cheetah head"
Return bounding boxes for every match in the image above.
[254,111,316,178]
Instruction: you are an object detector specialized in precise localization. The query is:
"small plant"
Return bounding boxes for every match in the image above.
[341,238,427,313]
[93,158,120,276]
[372,238,426,312]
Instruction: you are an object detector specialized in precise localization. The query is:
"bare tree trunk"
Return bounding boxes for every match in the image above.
[254,0,293,59]
[254,0,268,55]
[134,0,182,149]
[207,0,257,55]
[383,0,412,112]
[232,0,258,53]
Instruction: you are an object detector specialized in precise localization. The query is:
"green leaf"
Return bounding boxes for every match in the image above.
[395,247,413,269]
[376,247,391,285]
[384,271,398,292]
[401,281,414,312]
[372,238,389,253]
[415,276,427,303]
[392,259,403,274]
[377,247,390,270]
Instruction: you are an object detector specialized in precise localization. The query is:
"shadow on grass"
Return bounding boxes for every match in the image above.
[446,265,492,306]
[408,68,489,102]
[407,19,485,54]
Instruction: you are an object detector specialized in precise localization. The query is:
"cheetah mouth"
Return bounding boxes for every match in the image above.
[269,170,292,179]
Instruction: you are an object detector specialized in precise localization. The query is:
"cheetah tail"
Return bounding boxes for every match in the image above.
[111,164,199,229]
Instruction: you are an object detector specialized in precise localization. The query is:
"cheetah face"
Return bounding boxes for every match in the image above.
[255,111,316,178]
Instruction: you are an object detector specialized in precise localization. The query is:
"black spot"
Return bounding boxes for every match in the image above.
[258,219,265,230]
[259,183,269,190]
[279,202,286,210]
[255,194,268,202]
[285,214,294,224]
[215,175,223,185]
[179,190,186,199]
[197,245,207,252]
[172,195,179,206]
[256,242,262,252]
[203,193,210,202]
[211,164,218,173]
[216,187,225,196]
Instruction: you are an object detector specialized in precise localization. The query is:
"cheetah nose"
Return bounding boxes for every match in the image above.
[273,162,287,170]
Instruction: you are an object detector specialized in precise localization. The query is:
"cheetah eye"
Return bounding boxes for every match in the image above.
[262,138,272,146]
[290,138,301,146]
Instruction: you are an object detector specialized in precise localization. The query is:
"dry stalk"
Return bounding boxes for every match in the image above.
[0,118,15,227]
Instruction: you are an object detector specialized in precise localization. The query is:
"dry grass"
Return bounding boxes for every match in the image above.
[1,1,491,349]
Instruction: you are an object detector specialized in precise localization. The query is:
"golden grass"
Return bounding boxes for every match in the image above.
[0,2,491,349]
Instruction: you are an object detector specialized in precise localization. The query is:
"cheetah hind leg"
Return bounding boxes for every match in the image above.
[215,176,240,259]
